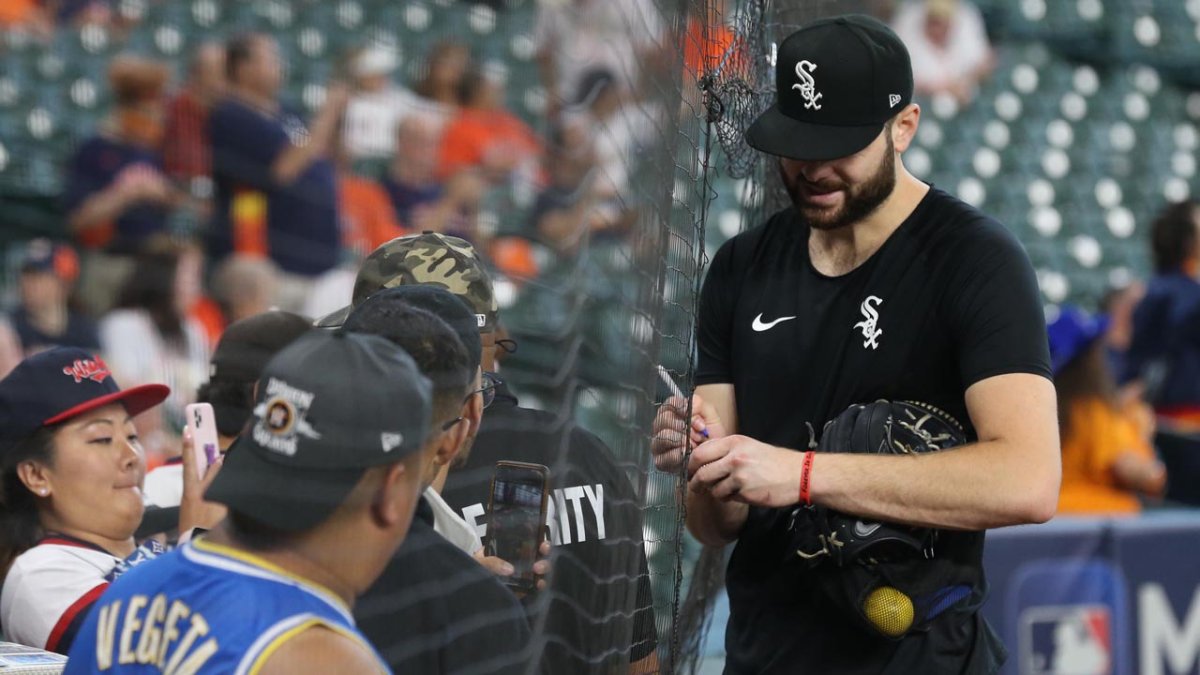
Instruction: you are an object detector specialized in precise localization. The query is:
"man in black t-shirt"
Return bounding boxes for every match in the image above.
[321,232,659,673]
[346,293,533,674]
[653,15,1059,674]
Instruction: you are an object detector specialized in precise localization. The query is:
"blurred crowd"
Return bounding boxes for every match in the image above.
[0,0,677,464]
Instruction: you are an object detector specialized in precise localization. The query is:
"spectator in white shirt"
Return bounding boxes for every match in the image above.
[892,0,995,105]
[534,0,665,117]
[343,44,422,160]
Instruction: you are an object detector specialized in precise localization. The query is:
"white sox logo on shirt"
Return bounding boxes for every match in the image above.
[791,60,822,110]
[854,296,883,349]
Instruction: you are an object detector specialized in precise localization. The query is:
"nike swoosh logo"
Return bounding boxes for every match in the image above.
[752,314,797,332]
[853,520,882,537]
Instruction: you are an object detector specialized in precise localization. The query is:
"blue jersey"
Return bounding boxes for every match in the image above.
[64,538,387,674]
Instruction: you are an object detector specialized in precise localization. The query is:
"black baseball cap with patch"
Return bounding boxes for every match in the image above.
[344,285,482,373]
[204,311,314,435]
[205,329,433,532]
[745,14,913,162]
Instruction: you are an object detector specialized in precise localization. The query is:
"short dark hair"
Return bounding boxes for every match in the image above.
[1150,200,1199,273]
[225,32,266,82]
[195,379,255,437]
[343,303,473,426]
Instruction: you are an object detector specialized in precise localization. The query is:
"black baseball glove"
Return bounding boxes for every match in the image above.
[785,400,971,638]
[789,400,968,567]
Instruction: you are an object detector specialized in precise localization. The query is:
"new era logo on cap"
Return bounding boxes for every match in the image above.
[889,94,902,108]
[381,432,404,453]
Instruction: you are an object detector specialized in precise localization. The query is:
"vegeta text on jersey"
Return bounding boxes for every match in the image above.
[91,594,216,672]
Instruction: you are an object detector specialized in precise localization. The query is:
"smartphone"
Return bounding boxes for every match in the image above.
[486,461,550,593]
[185,403,220,480]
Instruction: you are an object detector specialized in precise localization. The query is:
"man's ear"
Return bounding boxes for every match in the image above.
[434,415,471,469]
[465,386,484,436]
[891,103,920,154]
[373,462,414,528]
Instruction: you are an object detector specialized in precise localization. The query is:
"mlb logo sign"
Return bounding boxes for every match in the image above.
[1021,605,1113,675]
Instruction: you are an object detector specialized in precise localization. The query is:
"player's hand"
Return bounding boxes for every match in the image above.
[178,427,228,534]
[473,540,552,595]
[651,393,726,472]
[687,435,805,508]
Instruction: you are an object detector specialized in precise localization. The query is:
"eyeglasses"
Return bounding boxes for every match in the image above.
[438,372,504,431]
[478,372,502,409]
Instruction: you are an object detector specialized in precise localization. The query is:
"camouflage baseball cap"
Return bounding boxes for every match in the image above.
[316,232,498,332]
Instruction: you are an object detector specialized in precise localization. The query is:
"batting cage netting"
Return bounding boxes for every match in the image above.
[0,0,1198,672]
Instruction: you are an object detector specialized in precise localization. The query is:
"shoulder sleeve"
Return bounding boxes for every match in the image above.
[1121,287,1171,383]
[942,219,1052,387]
[98,311,156,387]
[1,549,109,653]
[695,237,741,386]
[208,104,288,191]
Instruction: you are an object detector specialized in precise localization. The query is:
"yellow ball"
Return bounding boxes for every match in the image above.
[863,586,914,638]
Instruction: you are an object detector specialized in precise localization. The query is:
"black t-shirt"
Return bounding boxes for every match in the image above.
[696,188,1051,675]
[355,496,533,674]
[441,382,658,673]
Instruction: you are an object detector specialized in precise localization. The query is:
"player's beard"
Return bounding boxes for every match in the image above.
[781,135,897,231]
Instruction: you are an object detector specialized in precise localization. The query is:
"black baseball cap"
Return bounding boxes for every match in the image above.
[0,348,169,449]
[209,311,315,383]
[205,330,433,532]
[344,286,483,373]
[204,311,314,435]
[745,14,913,161]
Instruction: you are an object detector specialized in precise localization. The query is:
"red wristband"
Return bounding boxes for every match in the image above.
[799,451,815,506]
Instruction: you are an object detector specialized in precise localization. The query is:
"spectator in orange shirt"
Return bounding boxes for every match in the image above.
[334,136,405,258]
[682,0,737,76]
[0,0,50,35]
[1050,306,1166,515]
[438,66,541,184]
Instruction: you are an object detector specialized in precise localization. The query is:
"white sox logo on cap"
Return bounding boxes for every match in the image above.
[792,60,822,110]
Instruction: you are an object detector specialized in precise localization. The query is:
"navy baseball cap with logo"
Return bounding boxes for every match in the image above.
[0,347,169,449]
[745,14,914,162]
[205,329,433,532]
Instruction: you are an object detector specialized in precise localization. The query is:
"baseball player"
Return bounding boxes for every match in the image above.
[653,15,1059,674]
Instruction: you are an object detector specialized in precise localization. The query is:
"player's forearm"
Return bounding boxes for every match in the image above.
[685,485,747,546]
[809,439,1060,530]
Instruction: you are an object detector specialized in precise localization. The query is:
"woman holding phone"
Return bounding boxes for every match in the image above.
[0,347,222,654]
